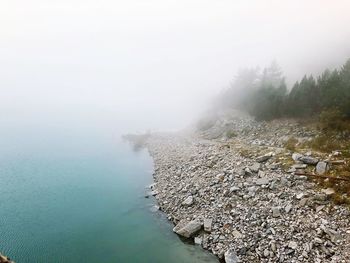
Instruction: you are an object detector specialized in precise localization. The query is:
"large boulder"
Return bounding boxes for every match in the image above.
[173,219,202,238]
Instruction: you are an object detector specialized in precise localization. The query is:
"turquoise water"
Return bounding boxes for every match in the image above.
[0,122,218,263]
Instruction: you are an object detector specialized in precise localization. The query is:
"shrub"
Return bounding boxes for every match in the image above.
[319,108,349,132]
[226,130,237,138]
[284,136,298,151]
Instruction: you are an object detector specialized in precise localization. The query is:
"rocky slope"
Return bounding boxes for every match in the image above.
[144,116,350,263]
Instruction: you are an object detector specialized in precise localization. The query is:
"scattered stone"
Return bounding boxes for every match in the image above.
[255,177,270,185]
[288,241,298,250]
[204,218,212,232]
[182,195,194,206]
[263,248,270,257]
[313,193,328,202]
[256,153,272,163]
[144,120,350,262]
[316,205,325,213]
[150,205,160,212]
[322,227,341,242]
[232,229,243,238]
[292,153,303,162]
[224,249,239,263]
[250,163,261,173]
[148,182,157,189]
[194,236,202,245]
[296,193,305,199]
[299,198,308,206]
[173,219,202,238]
[285,204,293,213]
[292,164,307,169]
[299,156,319,165]
[271,242,277,252]
[316,161,328,175]
[150,190,159,196]
[230,186,240,192]
[272,207,281,217]
[321,188,335,196]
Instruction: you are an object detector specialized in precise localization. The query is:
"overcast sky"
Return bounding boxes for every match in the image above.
[1,0,350,131]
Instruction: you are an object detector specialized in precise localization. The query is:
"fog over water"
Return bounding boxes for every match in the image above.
[0,2,350,262]
[1,0,350,131]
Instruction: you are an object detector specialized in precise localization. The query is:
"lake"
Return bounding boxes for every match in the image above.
[0,120,218,263]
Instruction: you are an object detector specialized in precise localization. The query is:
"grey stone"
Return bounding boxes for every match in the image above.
[316,161,328,175]
[321,188,335,195]
[255,177,270,185]
[256,153,272,163]
[299,198,308,206]
[148,183,157,189]
[292,153,303,162]
[296,193,305,199]
[230,186,240,192]
[272,207,281,217]
[271,242,277,252]
[322,227,341,242]
[224,249,239,263]
[244,168,254,176]
[150,190,159,196]
[232,229,243,238]
[150,205,160,212]
[263,249,270,257]
[173,219,202,238]
[292,164,307,169]
[250,163,261,173]
[285,204,293,213]
[194,237,202,245]
[204,218,212,232]
[299,156,319,165]
[182,195,194,206]
[288,241,298,250]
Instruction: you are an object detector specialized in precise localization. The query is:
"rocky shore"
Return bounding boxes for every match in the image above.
[0,253,13,263]
[143,115,350,263]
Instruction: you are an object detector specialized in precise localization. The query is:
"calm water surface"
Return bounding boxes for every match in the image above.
[0,122,218,263]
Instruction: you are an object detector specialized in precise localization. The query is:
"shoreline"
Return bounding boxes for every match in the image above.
[143,125,350,263]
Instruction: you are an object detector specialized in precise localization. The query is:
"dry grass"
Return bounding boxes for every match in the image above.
[310,160,350,205]
[284,136,298,151]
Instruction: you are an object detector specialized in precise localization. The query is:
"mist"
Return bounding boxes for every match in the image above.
[1,0,350,132]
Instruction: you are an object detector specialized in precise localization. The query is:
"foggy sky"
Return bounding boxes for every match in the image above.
[1,0,350,131]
